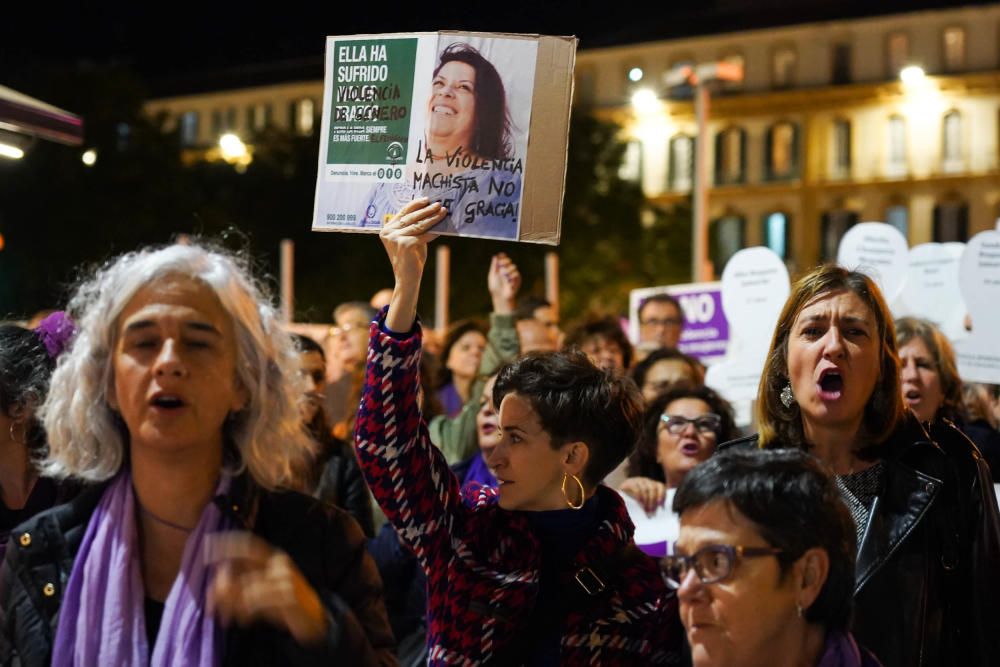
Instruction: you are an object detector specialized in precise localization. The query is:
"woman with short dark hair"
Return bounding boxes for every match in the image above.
[666,447,880,666]
[357,199,685,664]
[564,316,634,375]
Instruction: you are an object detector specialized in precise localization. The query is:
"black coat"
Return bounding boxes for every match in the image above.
[721,414,1000,666]
[0,474,397,667]
[312,434,376,539]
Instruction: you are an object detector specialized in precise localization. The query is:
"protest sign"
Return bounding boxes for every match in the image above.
[312,32,576,244]
[629,282,729,365]
[705,247,790,407]
[837,222,909,305]
[954,231,1000,383]
[901,242,967,341]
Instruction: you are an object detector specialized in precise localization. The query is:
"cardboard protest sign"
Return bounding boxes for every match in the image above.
[629,283,729,366]
[837,222,909,305]
[954,231,1000,383]
[312,32,576,244]
[705,247,790,406]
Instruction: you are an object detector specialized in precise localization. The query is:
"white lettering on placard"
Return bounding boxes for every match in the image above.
[679,294,715,324]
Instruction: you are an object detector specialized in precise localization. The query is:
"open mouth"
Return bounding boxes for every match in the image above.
[150,395,186,409]
[904,389,922,402]
[817,369,844,400]
[679,440,701,456]
[432,105,456,115]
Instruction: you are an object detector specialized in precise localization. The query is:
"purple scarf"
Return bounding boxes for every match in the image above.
[52,471,231,667]
[817,631,884,667]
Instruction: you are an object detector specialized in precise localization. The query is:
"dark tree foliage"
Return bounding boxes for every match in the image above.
[0,65,692,324]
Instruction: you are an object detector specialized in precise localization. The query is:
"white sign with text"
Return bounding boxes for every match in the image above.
[837,222,909,305]
[706,247,790,405]
[901,242,968,342]
[955,231,1000,383]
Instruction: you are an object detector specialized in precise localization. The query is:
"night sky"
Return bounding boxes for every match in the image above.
[3,0,993,94]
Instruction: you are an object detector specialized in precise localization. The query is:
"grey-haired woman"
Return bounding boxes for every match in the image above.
[0,243,395,667]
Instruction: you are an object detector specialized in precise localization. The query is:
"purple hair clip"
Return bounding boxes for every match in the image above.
[33,311,76,360]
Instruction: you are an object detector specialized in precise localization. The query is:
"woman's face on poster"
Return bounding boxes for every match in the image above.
[427,60,477,149]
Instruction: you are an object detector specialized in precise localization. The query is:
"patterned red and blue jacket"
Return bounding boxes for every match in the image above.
[355,316,686,666]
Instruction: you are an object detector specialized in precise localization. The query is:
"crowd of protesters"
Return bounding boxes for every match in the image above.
[0,200,998,665]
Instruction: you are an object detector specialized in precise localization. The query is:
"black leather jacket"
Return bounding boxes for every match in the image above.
[0,474,397,667]
[721,414,1000,666]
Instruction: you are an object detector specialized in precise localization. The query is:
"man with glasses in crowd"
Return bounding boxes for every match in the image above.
[638,293,685,351]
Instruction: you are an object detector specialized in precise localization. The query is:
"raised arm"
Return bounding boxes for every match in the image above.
[429,253,521,463]
[381,199,446,333]
[355,199,483,571]
[481,253,521,375]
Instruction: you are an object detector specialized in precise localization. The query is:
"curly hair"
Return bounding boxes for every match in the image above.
[493,350,643,487]
[39,242,314,489]
[564,316,635,371]
[626,382,736,482]
[0,325,55,452]
[755,265,904,456]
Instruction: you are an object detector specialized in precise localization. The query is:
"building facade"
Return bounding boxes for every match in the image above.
[145,5,1000,275]
[577,3,1000,274]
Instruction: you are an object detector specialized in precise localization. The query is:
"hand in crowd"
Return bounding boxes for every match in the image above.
[487,252,521,315]
[380,197,447,332]
[206,532,328,645]
[619,476,667,513]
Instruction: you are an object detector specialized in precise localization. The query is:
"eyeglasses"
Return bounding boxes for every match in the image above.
[641,317,683,328]
[661,544,784,589]
[659,413,721,434]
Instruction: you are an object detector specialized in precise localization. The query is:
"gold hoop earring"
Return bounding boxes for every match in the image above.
[8,421,26,445]
[561,473,585,510]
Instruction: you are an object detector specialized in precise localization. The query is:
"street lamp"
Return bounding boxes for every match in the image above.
[664,61,744,282]
[630,88,660,116]
[218,133,253,172]
[899,65,926,86]
[0,143,24,160]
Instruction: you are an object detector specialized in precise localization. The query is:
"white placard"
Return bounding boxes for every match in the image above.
[901,242,967,342]
[705,247,790,405]
[954,231,1000,383]
[837,222,909,304]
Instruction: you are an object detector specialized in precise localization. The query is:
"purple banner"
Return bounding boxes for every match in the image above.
[630,282,729,365]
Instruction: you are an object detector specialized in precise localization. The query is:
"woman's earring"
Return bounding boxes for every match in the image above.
[561,473,585,510]
[8,421,26,444]
[780,382,795,409]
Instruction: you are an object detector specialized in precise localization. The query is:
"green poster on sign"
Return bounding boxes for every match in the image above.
[327,38,417,165]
